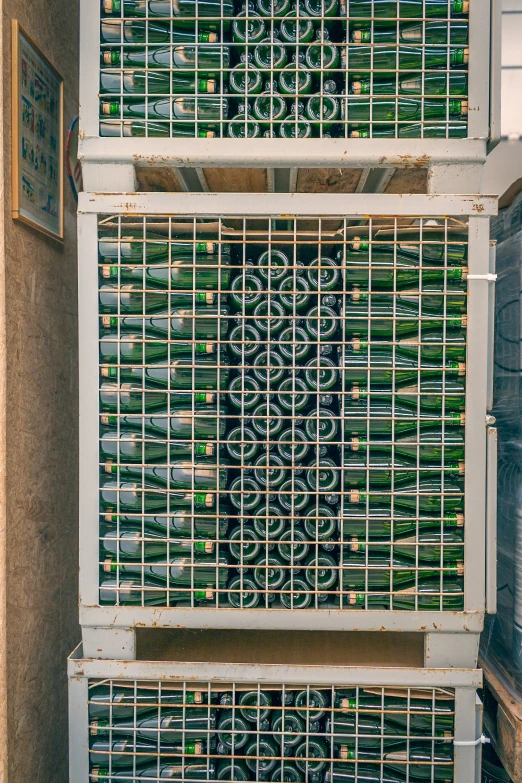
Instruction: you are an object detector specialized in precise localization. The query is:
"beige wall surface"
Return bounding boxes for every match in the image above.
[0,1,80,782]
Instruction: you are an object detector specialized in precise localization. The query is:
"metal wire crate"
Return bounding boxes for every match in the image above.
[79,0,500,180]
[78,192,497,657]
[68,644,484,783]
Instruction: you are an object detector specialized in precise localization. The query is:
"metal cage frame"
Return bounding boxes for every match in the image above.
[78,192,497,661]
[68,645,484,783]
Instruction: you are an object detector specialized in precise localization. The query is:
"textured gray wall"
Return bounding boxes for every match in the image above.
[0,1,79,781]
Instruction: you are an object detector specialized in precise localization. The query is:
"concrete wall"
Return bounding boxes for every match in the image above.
[0,1,79,782]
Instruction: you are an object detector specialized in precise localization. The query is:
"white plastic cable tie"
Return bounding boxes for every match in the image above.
[453,735,491,747]
[466,273,497,281]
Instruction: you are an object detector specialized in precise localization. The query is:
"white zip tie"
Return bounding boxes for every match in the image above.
[454,735,491,747]
[466,273,498,281]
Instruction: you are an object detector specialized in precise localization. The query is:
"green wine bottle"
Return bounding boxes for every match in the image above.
[99,119,216,137]
[352,20,468,45]
[278,53,313,96]
[245,735,281,775]
[101,528,215,559]
[252,553,287,590]
[343,297,466,338]
[307,457,340,493]
[100,70,221,96]
[343,450,464,488]
[346,529,464,564]
[306,83,340,127]
[255,247,291,284]
[277,528,310,563]
[228,526,263,562]
[100,475,216,512]
[101,309,229,341]
[304,408,338,443]
[228,323,263,360]
[100,408,225,440]
[348,285,467,314]
[279,8,315,43]
[217,760,250,781]
[341,502,463,538]
[253,38,289,71]
[217,712,251,750]
[342,44,469,72]
[343,96,467,123]
[342,343,465,388]
[100,430,218,462]
[350,71,467,97]
[101,355,230,390]
[88,685,212,718]
[277,274,312,310]
[334,688,454,726]
[91,762,216,780]
[254,454,288,490]
[100,95,228,122]
[227,374,262,411]
[343,404,464,440]
[304,0,339,16]
[103,510,229,539]
[304,305,339,341]
[253,82,288,124]
[233,4,267,43]
[226,424,260,461]
[230,54,264,95]
[106,460,228,490]
[349,122,467,138]
[229,475,263,511]
[99,576,168,604]
[342,0,468,19]
[278,325,311,363]
[295,737,328,781]
[101,257,231,291]
[304,357,339,391]
[102,0,234,23]
[304,504,338,543]
[271,709,306,746]
[304,553,338,590]
[230,269,265,311]
[277,377,310,412]
[305,28,339,70]
[345,478,464,513]
[295,688,329,721]
[103,42,230,70]
[90,707,217,742]
[253,298,286,334]
[254,502,287,539]
[99,285,223,314]
[90,737,213,768]
[345,427,465,461]
[341,558,463,591]
[278,113,313,137]
[279,577,312,609]
[101,19,216,44]
[277,427,310,462]
[227,574,261,608]
[355,578,464,609]
[252,348,286,384]
[227,105,263,138]
[103,553,229,588]
[344,377,466,412]
[306,256,341,291]
[251,400,285,438]
[278,477,310,512]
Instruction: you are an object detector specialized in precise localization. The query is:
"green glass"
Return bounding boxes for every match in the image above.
[230,270,265,311]
[253,38,289,71]
[295,737,328,778]
[304,553,338,591]
[228,527,263,562]
[99,430,218,462]
[349,122,467,138]
[352,20,468,44]
[103,42,229,69]
[229,475,263,511]
[304,407,338,442]
[279,325,311,363]
[304,503,338,542]
[306,256,341,291]
[98,285,222,314]
[100,95,228,121]
[330,755,452,782]
[228,576,261,609]
[345,427,465,461]
[341,560,463,591]
[279,9,315,43]
[101,257,231,291]
[341,503,463,538]
[100,408,225,440]
[343,44,469,71]
[278,477,310,513]
[99,334,171,364]
[305,305,339,341]
[306,457,339,493]
[256,248,291,284]
[343,401,464,438]
[253,84,288,123]
[100,476,216,512]
[278,528,310,562]
[306,93,340,126]
[245,735,280,774]
[101,355,229,390]
[228,323,263,360]
[343,449,463,488]
[230,58,264,95]
[101,0,234,22]
[278,54,313,95]
[251,399,285,438]
[304,357,338,391]
[99,576,168,604]
[99,119,218,137]
[350,71,467,96]
[103,553,229,587]
[239,689,273,722]
[341,261,467,291]
[343,293,467,334]
[345,322,467,356]
[253,298,286,334]
[98,236,220,264]
[217,760,250,781]
[346,580,464,610]
[252,553,287,590]
[256,0,292,14]
[103,511,229,539]
[252,348,286,384]
[91,707,217,742]
[279,577,311,609]
[100,71,222,95]
[277,274,312,310]
[344,377,466,412]
[347,286,467,314]
[90,738,213,768]
[334,689,454,727]
[226,424,259,461]
[227,374,262,410]
[343,0,468,18]
[227,106,263,137]
[233,5,267,43]
[342,344,465,388]
[305,29,340,70]
[278,113,313,137]
[91,763,216,780]
[346,529,464,564]
[343,96,467,123]
[277,377,310,412]
[277,427,310,462]
[88,684,213,718]
[217,711,251,749]
[101,528,216,558]
[105,461,228,491]
[254,454,288,490]
[253,503,287,541]
[101,308,229,340]
[101,20,208,45]
[271,710,306,745]
[304,0,339,15]
[294,688,329,721]
[345,478,464,513]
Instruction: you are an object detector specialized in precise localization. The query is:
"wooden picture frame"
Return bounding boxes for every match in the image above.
[12,20,64,242]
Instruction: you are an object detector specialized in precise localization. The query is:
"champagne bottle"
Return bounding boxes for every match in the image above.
[304,407,338,444]
[351,20,468,45]
[230,55,264,95]
[253,82,288,124]
[255,247,291,284]
[278,113,313,138]
[103,511,229,538]
[304,504,338,543]
[341,503,463,538]
[228,574,261,607]
[343,297,467,338]
[277,377,310,413]
[346,529,464,564]
[360,578,464,609]
[254,502,286,537]
[332,753,453,781]
[279,8,315,43]
[304,304,339,341]
[254,454,288,490]
[100,70,221,96]
[341,560,463,591]
[304,357,339,391]
[101,41,231,69]
[217,761,250,780]
[341,259,467,291]
[306,256,341,292]
[253,38,289,71]
[228,323,263,360]
[342,44,469,71]
[99,120,216,137]
[101,257,231,291]
[350,72,467,97]
[101,528,216,558]
[229,475,263,511]
[305,28,339,70]
[98,236,230,262]
[103,553,229,587]
[324,763,432,783]
[100,476,216,512]
[278,528,310,563]
[349,122,467,139]
[334,689,454,727]
[278,52,313,96]
[347,286,467,314]
[105,461,228,491]
[226,424,260,461]
[217,712,251,750]
[99,576,169,604]
[101,308,229,341]
[343,96,467,123]
[278,326,311,363]
[227,106,263,138]
[88,684,213,718]
[252,348,286,385]
[90,708,217,741]
[99,285,222,314]
[344,378,466,412]
[294,688,329,721]
[256,0,292,15]
[278,477,310,512]
[253,298,286,335]
[306,82,340,127]
[99,430,218,462]
[230,269,265,311]
[90,762,216,781]
[342,450,464,488]
[100,95,228,122]
[304,0,339,16]
[245,735,280,774]
[227,374,262,411]
[280,577,312,609]
[101,355,230,390]
[306,457,340,493]
[100,408,225,440]
[271,710,306,746]
[247,398,287,438]
[100,19,220,44]
[343,0,468,18]
[304,553,338,590]
[295,738,328,780]
[90,737,211,767]
[228,526,263,562]
[252,553,287,590]
[345,479,464,513]
[101,0,234,22]
[233,4,267,43]
[239,689,273,722]
[345,427,465,462]
[277,274,312,311]
[99,334,193,364]
[277,427,310,462]
[342,343,465,388]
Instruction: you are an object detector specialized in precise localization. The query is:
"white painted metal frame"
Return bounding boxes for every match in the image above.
[78,192,497,659]
[68,646,484,783]
[79,0,500,183]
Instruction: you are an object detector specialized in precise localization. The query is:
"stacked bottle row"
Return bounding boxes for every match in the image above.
[98,0,469,138]
[97,215,466,611]
[88,681,455,782]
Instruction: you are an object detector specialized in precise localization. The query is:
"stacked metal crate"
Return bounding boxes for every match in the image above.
[71,1,501,782]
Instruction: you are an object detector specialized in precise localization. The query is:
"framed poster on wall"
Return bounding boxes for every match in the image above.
[12,21,64,241]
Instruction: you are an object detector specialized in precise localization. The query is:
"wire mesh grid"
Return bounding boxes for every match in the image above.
[87,679,456,782]
[98,0,470,139]
[97,212,467,611]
